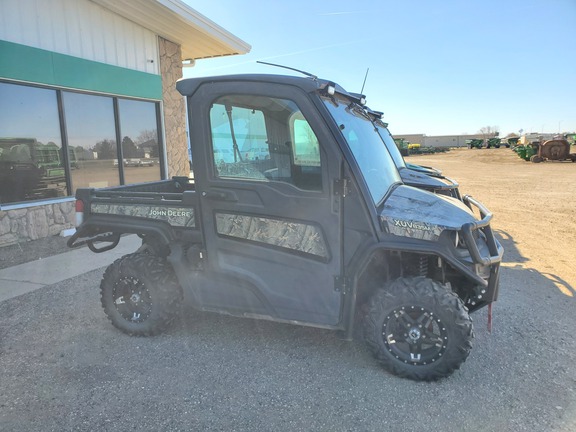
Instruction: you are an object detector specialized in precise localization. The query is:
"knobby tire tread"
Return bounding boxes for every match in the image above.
[100,253,183,336]
[364,277,473,381]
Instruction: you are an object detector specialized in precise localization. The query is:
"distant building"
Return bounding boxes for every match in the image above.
[0,0,250,245]
[394,133,497,148]
[394,134,426,146]
[518,133,559,145]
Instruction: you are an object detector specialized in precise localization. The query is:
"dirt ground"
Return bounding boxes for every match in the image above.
[409,147,576,297]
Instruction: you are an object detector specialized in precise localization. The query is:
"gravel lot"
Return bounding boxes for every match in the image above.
[1,147,575,431]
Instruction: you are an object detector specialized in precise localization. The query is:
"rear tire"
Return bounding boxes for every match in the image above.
[100,253,182,336]
[364,277,473,381]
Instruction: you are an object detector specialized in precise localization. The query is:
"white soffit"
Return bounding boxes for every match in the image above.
[90,0,251,60]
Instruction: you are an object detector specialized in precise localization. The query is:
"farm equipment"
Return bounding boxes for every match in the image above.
[514,138,576,163]
[466,139,483,149]
[406,143,449,155]
[393,139,447,156]
[529,138,576,163]
[0,138,69,202]
[507,137,519,148]
[393,138,410,156]
[514,143,538,161]
[68,72,503,381]
[486,138,502,148]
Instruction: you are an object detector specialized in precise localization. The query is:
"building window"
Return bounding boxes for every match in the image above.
[0,81,163,207]
[63,91,120,190]
[118,99,161,184]
[0,82,67,204]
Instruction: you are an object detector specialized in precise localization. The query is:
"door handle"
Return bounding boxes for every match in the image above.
[202,190,238,202]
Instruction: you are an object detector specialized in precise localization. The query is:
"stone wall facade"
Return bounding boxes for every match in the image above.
[0,201,75,246]
[159,37,189,178]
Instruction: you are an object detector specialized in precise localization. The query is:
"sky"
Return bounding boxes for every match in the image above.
[182,0,575,137]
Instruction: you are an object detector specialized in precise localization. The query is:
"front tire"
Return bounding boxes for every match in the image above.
[530,155,543,163]
[100,253,182,336]
[364,277,473,381]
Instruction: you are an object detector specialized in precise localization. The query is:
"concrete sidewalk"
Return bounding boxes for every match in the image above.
[0,235,141,303]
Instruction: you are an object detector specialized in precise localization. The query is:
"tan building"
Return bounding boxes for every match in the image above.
[0,0,250,246]
[395,133,496,148]
[394,134,425,146]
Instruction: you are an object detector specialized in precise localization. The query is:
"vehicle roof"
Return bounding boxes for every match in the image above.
[176,73,351,99]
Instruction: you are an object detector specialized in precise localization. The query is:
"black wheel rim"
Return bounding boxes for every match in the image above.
[113,276,152,323]
[382,305,448,366]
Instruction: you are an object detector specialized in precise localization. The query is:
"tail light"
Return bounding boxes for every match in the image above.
[75,199,84,227]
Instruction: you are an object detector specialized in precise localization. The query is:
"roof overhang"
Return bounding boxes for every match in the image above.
[90,0,251,61]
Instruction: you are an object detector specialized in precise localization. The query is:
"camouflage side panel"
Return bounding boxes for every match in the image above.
[215,212,328,258]
[91,203,195,227]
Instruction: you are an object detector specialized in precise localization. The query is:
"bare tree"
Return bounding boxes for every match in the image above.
[478,126,500,140]
[136,129,158,145]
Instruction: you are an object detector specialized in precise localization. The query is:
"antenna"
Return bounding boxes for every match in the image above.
[360,68,370,94]
[256,61,317,79]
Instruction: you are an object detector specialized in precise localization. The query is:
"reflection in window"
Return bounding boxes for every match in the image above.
[292,115,320,167]
[210,103,269,163]
[63,91,119,190]
[209,95,322,191]
[1,81,164,205]
[323,98,400,203]
[118,99,161,184]
[0,82,67,204]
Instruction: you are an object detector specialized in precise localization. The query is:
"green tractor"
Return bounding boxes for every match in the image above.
[514,142,539,161]
[486,137,502,148]
[507,137,519,148]
[466,138,484,149]
[394,138,410,156]
[523,138,576,163]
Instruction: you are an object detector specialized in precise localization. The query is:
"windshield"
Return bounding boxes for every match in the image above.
[323,97,401,204]
[374,123,407,169]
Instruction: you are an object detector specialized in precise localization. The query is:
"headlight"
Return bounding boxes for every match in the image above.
[475,263,491,280]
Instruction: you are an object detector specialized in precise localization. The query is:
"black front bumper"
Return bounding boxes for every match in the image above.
[461,195,504,310]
